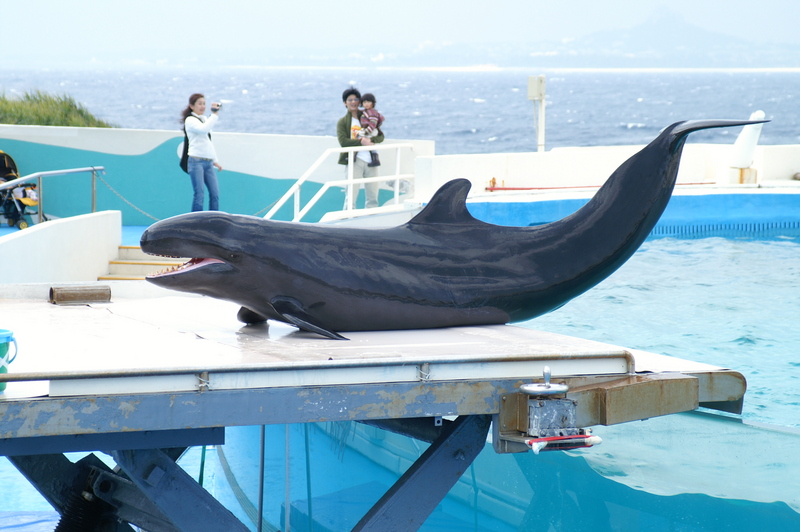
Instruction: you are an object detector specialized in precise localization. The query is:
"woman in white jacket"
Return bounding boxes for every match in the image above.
[180,93,222,211]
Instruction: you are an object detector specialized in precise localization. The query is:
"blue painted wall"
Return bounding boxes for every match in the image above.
[467,194,800,237]
[3,138,388,225]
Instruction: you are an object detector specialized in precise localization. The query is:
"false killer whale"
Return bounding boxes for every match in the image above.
[141,119,764,339]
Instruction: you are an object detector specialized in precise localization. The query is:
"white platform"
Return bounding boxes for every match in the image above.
[0,295,742,402]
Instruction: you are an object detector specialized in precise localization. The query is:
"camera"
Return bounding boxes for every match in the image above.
[212,102,222,111]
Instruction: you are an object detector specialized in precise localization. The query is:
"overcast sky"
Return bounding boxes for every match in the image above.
[3,0,798,68]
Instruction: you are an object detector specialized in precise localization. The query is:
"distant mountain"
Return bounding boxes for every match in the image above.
[516,9,800,68]
[296,9,800,69]
[12,8,796,70]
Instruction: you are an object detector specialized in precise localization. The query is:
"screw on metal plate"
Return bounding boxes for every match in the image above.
[519,366,569,396]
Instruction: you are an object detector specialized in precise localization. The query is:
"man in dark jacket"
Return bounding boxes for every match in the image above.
[336,87,384,209]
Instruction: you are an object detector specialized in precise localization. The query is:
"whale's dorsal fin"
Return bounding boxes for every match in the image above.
[408,178,479,225]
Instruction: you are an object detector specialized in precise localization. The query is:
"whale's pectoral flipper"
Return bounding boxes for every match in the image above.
[237,306,269,325]
[271,296,349,340]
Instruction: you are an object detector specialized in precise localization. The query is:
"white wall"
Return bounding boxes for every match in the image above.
[413,143,800,203]
[0,124,179,155]
[0,124,436,185]
[758,145,800,182]
[0,211,121,283]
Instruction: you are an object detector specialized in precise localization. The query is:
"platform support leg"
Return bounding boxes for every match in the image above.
[110,448,249,532]
[9,453,135,531]
[352,415,491,532]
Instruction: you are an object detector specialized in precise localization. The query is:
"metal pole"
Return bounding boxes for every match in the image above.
[346,151,355,211]
[91,170,97,212]
[285,425,291,532]
[528,75,546,152]
[258,426,265,532]
[198,446,206,486]
[303,424,313,530]
[393,146,401,204]
[37,176,43,224]
[537,97,546,153]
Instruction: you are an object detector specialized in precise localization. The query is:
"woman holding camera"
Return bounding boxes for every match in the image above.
[180,93,223,211]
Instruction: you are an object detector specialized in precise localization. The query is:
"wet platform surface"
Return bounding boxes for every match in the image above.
[0,294,745,444]
[2,295,729,394]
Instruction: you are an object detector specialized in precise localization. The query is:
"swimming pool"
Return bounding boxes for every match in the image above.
[1,224,798,530]
[525,232,800,429]
[202,229,800,532]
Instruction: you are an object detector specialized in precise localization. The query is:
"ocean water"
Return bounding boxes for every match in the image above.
[2,67,800,153]
[1,68,799,523]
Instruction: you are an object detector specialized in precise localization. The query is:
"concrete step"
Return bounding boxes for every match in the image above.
[118,245,160,260]
[107,259,186,276]
[100,246,186,281]
[97,273,155,281]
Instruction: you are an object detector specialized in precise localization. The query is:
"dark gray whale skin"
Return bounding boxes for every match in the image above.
[141,120,764,339]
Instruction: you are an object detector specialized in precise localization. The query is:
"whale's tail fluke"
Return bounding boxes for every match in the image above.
[668,119,770,153]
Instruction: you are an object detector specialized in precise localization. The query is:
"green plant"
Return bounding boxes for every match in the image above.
[0,90,116,127]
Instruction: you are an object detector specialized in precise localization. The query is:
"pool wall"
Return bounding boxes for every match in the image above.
[467,192,800,237]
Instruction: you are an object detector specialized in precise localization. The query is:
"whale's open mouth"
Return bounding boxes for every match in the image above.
[147,257,226,278]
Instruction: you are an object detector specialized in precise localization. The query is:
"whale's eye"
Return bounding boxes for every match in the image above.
[228,253,241,262]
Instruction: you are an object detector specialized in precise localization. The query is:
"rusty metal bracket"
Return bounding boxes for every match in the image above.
[569,373,698,427]
[493,368,700,454]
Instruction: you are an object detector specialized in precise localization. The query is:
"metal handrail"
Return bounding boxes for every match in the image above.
[0,166,105,224]
[264,144,414,222]
[295,173,415,221]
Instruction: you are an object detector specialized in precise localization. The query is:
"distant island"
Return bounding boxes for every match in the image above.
[4,9,798,70]
[336,10,800,69]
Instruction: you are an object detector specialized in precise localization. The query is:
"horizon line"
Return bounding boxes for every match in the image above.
[3,64,800,74]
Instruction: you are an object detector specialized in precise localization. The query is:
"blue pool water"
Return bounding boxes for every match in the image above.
[525,232,800,429]
[213,415,800,531]
[210,226,800,532]
[2,228,798,527]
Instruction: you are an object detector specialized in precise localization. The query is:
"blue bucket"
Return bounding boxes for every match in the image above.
[0,329,18,393]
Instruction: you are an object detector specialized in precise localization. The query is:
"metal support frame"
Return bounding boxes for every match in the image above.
[9,453,136,531]
[0,428,224,457]
[0,361,743,530]
[110,447,249,532]
[358,416,451,443]
[6,428,228,531]
[352,415,491,532]
[91,468,181,532]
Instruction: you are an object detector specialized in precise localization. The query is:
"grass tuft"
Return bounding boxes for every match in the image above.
[0,90,116,127]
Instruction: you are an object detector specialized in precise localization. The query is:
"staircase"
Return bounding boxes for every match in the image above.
[99,246,186,281]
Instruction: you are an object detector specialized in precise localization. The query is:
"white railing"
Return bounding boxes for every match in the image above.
[0,167,105,224]
[264,144,414,222]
